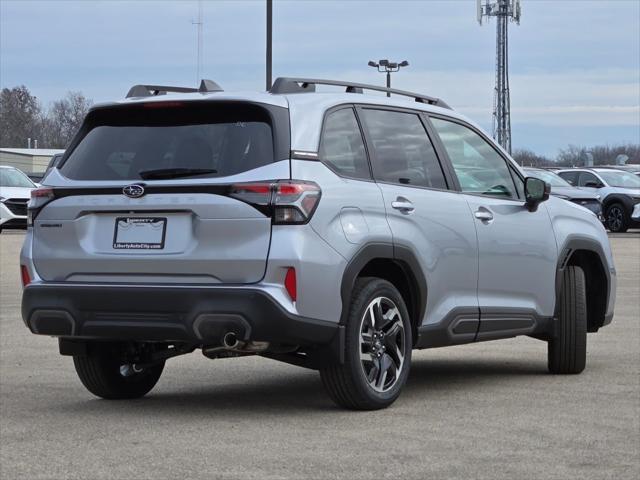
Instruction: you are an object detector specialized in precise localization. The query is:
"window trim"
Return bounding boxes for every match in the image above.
[425,113,526,203]
[354,104,454,193]
[317,104,375,182]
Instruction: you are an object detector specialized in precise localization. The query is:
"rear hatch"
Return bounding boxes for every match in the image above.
[32,100,290,284]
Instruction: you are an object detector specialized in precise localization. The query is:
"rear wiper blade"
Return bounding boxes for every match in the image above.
[138,168,217,180]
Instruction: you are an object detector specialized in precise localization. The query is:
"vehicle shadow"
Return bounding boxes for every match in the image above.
[48,356,548,416]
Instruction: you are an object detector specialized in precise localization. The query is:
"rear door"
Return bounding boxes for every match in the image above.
[33,101,290,284]
[429,116,557,337]
[357,106,479,334]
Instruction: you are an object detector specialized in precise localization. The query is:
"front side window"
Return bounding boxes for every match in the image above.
[578,172,601,187]
[430,118,519,199]
[319,108,370,179]
[360,109,447,189]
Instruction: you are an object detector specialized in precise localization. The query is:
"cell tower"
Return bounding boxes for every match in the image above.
[478,0,521,154]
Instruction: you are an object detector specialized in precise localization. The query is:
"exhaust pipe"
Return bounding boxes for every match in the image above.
[202,331,270,359]
[223,332,240,349]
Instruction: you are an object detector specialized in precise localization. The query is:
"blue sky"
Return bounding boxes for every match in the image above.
[1,0,639,156]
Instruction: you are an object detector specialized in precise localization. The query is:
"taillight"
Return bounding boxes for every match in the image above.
[28,188,55,225]
[230,181,321,225]
[20,265,31,287]
[284,267,297,301]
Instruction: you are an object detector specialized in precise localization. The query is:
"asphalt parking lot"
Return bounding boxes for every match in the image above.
[0,230,638,480]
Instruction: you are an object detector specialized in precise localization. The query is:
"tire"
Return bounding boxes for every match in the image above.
[605,202,629,233]
[548,266,587,374]
[320,277,412,410]
[73,344,165,399]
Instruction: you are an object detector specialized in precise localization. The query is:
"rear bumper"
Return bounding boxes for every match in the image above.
[21,283,341,349]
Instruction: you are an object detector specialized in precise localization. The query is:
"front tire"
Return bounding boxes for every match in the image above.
[548,266,587,374]
[320,278,412,410]
[73,344,164,399]
[606,202,629,233]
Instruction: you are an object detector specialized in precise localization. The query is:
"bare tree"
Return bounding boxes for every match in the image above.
[41,92,92,148]
[556,144,640,166]
[0,86,42,147]
[512,149,553,167]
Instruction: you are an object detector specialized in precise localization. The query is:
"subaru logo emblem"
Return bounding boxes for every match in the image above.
[123,184,145,198]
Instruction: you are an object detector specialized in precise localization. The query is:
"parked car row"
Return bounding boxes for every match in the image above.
[554,167,640,233]
[522,168,604,220]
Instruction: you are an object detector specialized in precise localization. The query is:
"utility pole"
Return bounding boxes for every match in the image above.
[193,0,204,83]
[266,0,273,90]
[478,0,521,154]
[367,60,409,97]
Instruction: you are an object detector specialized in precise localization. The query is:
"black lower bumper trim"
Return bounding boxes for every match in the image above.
[21,284,339,349]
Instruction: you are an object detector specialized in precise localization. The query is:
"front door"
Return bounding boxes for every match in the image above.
[429,117,557,339]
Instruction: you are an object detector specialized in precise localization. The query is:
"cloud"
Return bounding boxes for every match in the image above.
[1,0,638,154]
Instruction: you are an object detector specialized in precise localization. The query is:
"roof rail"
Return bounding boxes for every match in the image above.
[126,79,223,98]
[270,77,451,109]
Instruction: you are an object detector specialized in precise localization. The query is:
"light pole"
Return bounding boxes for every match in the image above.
[368,59,409,97]
[266,0,273,90]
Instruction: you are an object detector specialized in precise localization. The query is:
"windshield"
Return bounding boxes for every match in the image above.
[598,170,640,188]
[524,169,571,187]
[0,168,35,188]
[60,103,281,181]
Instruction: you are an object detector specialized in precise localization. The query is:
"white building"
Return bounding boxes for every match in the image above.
[0,148,65,176]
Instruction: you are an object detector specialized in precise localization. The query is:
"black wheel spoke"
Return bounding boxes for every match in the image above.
[367,358,380,383]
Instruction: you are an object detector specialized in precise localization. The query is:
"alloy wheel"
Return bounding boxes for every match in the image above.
[608,206,624,232]
[359,297,406,393]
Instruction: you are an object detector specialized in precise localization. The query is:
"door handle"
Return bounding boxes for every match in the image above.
[474,208,494,222]
[391,197,415,214]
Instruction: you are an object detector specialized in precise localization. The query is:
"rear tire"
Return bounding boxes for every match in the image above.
[605,202,629,233]
[548,266,587,374]
[73,344,164,399]
[320,278,412,410]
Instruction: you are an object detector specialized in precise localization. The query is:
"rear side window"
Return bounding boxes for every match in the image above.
[359,109,447,189]
[319,108,370,179]
[558,171,578,186]
[60,102,284,181]
[430,118,519,199]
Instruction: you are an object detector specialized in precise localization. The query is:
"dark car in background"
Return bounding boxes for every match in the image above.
[41,153,64,182]
[523,167,603,220]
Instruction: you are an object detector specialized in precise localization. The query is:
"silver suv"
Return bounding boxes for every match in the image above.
[20,78,616,410]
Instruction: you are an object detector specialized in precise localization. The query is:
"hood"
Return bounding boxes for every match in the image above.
[0,186,34,200]
[605,187,640,196]
[550,186,599,200]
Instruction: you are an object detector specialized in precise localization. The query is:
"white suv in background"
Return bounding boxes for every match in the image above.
[557,168,640,233]
[0,166,36,232]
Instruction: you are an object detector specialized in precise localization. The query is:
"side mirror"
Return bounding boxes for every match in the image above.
[584,181,602,188]
[524,177,550,212]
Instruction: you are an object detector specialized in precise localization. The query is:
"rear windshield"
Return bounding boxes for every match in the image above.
[60,102,282,180]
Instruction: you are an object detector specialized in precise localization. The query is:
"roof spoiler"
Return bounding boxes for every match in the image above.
[126,79,223,98]
[270,77,451,109]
